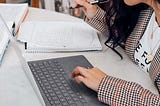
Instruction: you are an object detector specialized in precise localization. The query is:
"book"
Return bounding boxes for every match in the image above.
[0,3,28,35]
[17,21,102,52]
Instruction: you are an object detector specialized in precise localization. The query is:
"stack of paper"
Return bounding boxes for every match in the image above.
[17,21,102,52]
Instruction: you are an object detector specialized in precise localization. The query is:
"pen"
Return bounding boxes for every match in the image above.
[69,0,108,9]
[12,22,15,36]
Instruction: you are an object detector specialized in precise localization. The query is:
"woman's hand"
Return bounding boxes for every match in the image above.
[71,0,98,19]
[71,66,106,92]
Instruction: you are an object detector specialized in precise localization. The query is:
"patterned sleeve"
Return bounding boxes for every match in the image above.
[98,75,160,105]
[85,6,109,35]
[149,48,160,96]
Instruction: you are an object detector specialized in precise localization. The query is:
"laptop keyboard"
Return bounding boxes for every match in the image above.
[28,59,87,106]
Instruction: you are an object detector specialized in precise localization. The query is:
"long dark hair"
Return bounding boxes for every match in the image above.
[156,0,160,3]
[98,0,148,59]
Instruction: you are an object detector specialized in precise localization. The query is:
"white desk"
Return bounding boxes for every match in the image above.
[0,8,159,106]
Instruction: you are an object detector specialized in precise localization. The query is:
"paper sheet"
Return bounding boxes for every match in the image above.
[18,21,102,52]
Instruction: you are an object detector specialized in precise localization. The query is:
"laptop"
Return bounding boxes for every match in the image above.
[0,14,108,106]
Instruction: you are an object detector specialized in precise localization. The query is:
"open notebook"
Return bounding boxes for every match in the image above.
[17,21,102,52]
[0,3,28,35]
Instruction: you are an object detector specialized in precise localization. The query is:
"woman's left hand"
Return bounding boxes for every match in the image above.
[71,66,106,92]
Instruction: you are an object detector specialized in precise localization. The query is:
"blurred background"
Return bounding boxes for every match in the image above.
[0,0,84,18]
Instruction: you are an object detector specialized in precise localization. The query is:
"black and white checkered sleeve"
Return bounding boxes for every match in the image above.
[85,6,109,35]
[98,75,160,106]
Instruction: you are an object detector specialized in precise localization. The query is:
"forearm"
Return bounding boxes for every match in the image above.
[85,6,109,35]
[98,76,160,106]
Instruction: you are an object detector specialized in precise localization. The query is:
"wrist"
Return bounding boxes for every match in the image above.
[96,75,108,92]
[86,5,98,20]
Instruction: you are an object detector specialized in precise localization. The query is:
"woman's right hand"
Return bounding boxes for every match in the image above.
[71,66,106,92]
[71,0,98,19]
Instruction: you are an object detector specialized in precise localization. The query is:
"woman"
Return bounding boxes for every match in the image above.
[71,0,160,105]
[73,0,148,58]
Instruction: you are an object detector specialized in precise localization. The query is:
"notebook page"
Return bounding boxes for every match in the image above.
[18,21,102,52]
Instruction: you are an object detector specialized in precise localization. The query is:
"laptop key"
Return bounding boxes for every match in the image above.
[54,100,61,105]
[62,102,69,106]
[68,99,75,104]
[69,103,77,106]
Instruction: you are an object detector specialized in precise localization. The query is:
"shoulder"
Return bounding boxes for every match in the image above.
[138,7,153,22]
[125,7,153,61]
[134,7,153,35]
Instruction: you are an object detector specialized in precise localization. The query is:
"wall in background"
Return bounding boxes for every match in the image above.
[44,0,55,11]
[44,0,84,18]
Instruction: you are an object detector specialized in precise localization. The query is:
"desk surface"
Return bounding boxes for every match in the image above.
[0,8,159,106]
